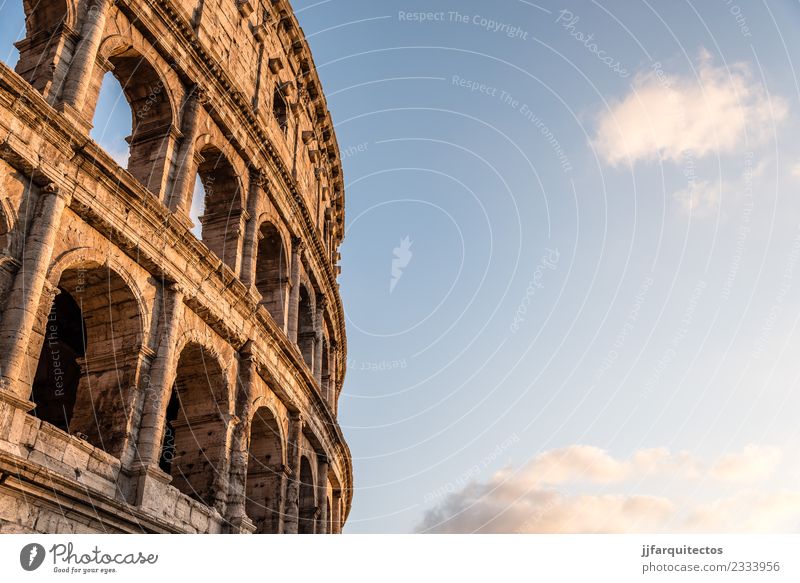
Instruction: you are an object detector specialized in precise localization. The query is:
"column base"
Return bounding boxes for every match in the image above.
[54,101,93,135]
[0,385,35,450]
[130,462,173,508]
[227,515,257,534]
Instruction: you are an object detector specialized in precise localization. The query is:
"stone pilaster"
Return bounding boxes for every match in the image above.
[329,339,338,409]
[331,489,342,534]
[240,170,265,287]
[58,0,112,120]
[282,411,303,534]
[210,413,238,517]
[276,466,290,533]
[313,298,326,384]
[287,238,304,343]
[225,343,257,527]
[316,455,329,534]
[0,182,71,399]
[167,86,207,215]
[131,281,184,472]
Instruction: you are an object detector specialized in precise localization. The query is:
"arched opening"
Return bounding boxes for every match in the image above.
[31,291,85,432]
[298,455,316,534]
[162,342,228,507]
[297,287,314,370]
[31,264,143,458]
[194,146,243,270]
[87,48,174,195]
[14,0,69,96]
[90,72,132,168]
[273,86,288,133]
[189,175,205,238]
[0,1,25,67]
[254,222,288,328]
[245,406,284,533]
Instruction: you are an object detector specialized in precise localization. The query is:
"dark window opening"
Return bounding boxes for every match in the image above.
[158,387,180,474]
[31,290,86,431]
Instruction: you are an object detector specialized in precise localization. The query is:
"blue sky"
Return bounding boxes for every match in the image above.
[4,0,800,533]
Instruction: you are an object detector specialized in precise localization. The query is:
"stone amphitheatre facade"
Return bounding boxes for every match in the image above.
[0,0,351,533]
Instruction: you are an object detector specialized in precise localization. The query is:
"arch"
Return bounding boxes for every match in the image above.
[14,0,72,95]
[46,248,151,333]
[159,341,228,507]
[254,219,289,328]
[88,38,177,196]
[297,285,315,370]
[192,143,245,270]
[245,406,285,533]
[298,455,316,534]
[31,262,144,457]
[21,0,72,38]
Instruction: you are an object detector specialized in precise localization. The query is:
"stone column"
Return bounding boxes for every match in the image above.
[313,299,326,384]
[240,170,265,288]
[276,467,290,533]
[328,340,338,409]
[282,411,303,534]
[59,0,112,109]
[167,86,206,214]
[316,455,329,534]
[131,282,184,471]
[287,238,304,343]
[0,183,71,398]
[212,412,238,517]
[331,489,342,534]
[226,343,257,532]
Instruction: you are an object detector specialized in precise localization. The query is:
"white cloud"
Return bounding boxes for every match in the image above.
[671,180,720,217]
[418,444,797,533]
[515,445,701,485]
[592,52,787,166]
[685,490,800,532]
[710,444,781,483]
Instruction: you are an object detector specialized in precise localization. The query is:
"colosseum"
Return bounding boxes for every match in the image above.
[0,0,351,533]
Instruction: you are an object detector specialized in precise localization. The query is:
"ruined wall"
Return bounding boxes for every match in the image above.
[0,0,350,534]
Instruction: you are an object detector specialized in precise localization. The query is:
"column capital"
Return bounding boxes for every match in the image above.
[165,280,186,297]
[291,236,305,254]
[249,168,268,188]
[238,340,260,364]
[189,83,210,105]
[42,181,71,204]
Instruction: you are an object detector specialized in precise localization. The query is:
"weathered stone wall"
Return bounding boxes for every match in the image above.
[0,0,350,534]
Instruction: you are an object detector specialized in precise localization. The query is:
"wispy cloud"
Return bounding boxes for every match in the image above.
[592,51,787,166]
[671,180,720,217]
[418,444,794,533]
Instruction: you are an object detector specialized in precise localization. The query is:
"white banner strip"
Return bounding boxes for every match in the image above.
[1,534,798,582]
